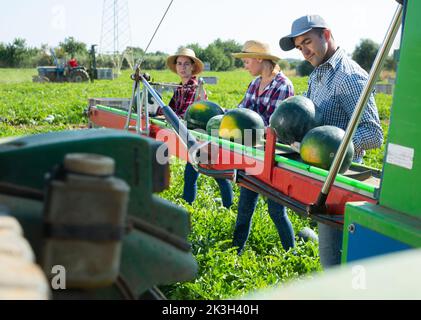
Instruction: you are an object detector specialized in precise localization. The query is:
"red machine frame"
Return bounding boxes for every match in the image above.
[88,105,379,227]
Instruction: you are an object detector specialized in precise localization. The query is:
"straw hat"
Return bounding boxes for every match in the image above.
[166,48,205,75]
[232,40,281,63]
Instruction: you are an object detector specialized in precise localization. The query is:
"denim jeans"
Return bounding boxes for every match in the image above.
[233,187,295,254]
[318,222,343,268]
[317,159,363,269]
[183,162,233,208]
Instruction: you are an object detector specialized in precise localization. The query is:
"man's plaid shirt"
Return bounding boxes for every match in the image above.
[238,72,294,126]
[305,48,383,162]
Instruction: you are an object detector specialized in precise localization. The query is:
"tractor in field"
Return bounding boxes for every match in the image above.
[32,48,90,83]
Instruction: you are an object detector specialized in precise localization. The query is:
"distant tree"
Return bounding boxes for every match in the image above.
[278,59,290,71]
[288,59,300,70]
[141,56,167,70]
[212,39,243,69]
[177,39,242,71]
[183,43,205,63]
[30,44,53,66]
[384,56,397,71]
[129,46,145,56]
[297,60,314,76]
[59,37,87,58]
[203,44,230,71]
[0,38,51,67]
[352,39,379,72]
[0,43,7,67]
[0,38,31,67]
[96,54,115,68]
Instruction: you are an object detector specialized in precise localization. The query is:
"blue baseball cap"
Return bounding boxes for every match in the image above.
[280,15,329,51]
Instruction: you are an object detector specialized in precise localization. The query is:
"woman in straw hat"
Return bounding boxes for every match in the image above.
[164,48,205,117]
[164,47,233,208]
[231,40,295,254]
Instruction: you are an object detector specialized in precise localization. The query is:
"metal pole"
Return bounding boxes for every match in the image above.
[194,78,204,101]
[314,4,403,210]
[124,66,139,130]
[143,87,150,136]
[135,84,142,133]
[139,74,206,165]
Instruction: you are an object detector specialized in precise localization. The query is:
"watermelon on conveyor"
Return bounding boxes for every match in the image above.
[206,115,224,136]
[269,96,320,144]
[300,125,354,173]
[185,100,224,130]
[219,108,265,147]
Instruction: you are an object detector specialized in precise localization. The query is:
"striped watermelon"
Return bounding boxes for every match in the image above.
[185,100,224,130]
[269,96,320,144]
[206,115,224,136]
[219,108,265,147]
[300,125,354,173]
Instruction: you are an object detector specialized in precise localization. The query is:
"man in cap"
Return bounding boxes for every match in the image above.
[280,15,383,268]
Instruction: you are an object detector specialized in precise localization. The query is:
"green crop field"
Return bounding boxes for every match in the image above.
[0,68,393,299]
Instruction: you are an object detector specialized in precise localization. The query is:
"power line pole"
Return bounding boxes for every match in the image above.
[99,0,134,75]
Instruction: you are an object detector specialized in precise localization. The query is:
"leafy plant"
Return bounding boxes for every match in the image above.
[0,68,393,299]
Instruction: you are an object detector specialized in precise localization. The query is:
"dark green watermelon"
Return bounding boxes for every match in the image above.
[185,100,224,130]
[269,96,320,144]
[206,115,224,136]
[219,108,265,147]
[300,125,354,173]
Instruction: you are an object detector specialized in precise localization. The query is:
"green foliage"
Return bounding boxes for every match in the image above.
[0,69,132,134]
[352,39,379,72]
[384,56,397,71]
[297,60,314,76]
[158,158,321,299]
[292,76,310,95]
[0,69,36,84]
[0,38,40,68]
[0,37,103,69]
[182,43,205,60]
[0,69,393,299]
[278,59,290,71]
[286,59,301,70]
[202,44,229,72]
[140,55,167,70]
[59,37,88,58]
[184,39,243,71]
[352,38,397,72]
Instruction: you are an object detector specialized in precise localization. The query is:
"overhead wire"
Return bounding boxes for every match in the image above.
[135,0,175,68]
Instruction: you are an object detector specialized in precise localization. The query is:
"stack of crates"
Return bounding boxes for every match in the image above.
[96,68,114,80]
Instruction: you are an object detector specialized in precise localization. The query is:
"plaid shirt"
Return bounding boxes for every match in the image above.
[168,76,207,118]
[305,48,383,162]
[238,72,294,126]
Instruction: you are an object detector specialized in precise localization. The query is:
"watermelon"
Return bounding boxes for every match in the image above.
[269,96,320,144]
[219,108,265,147]
[300,125,354,173]
[185,100,224,130]
[206,115,224,136]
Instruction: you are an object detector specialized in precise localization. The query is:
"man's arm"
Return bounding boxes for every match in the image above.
[339,74,384,154]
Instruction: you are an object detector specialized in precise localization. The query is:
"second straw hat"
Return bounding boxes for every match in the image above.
[232,40,281,63]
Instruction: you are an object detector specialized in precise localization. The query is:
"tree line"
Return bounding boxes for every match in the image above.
[0,37,396,74]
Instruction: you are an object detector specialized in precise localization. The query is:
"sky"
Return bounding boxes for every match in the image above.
[0,0,401,60]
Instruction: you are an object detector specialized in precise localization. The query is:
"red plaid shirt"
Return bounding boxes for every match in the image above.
[238,72,294,126]
[168,76,207,118]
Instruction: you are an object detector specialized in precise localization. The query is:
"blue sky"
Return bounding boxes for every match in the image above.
[0,0,401,60]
